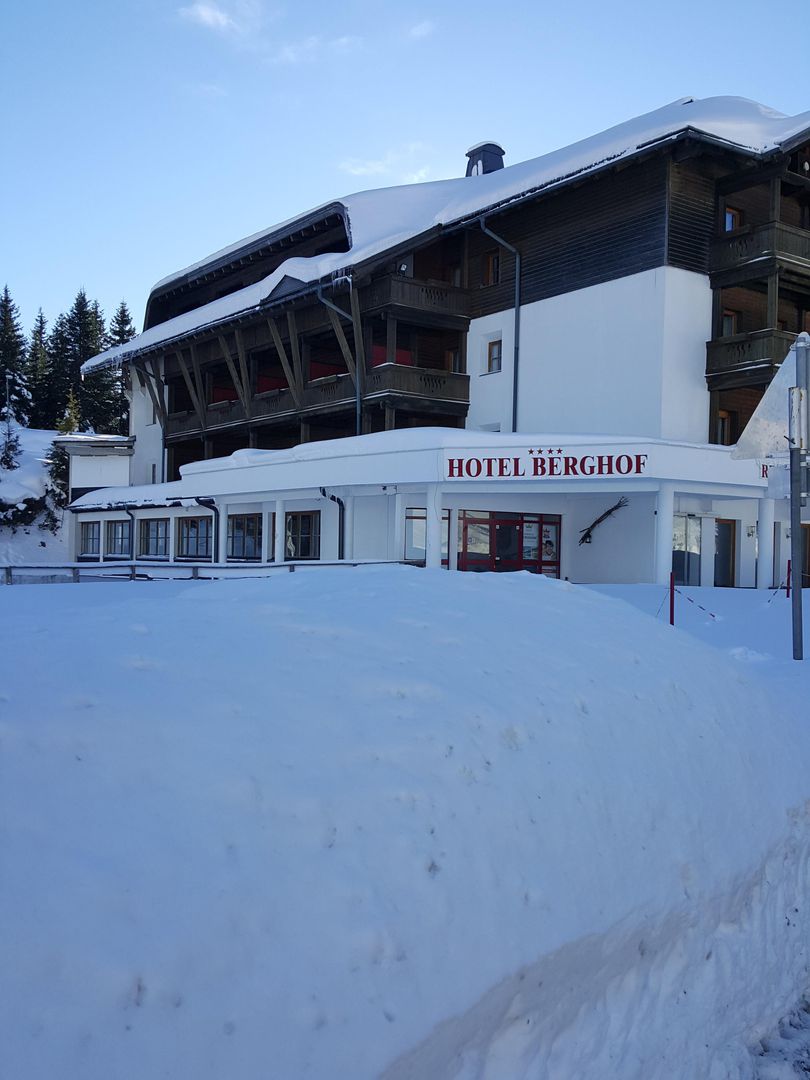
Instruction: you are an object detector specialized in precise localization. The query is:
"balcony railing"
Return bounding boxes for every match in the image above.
[706,329,796,376]
[363,275,470,318]
[710,222,810,274]
[165,364,470,436]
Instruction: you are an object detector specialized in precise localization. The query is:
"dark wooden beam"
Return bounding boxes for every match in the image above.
[175,348,206,430]
[285,310,304,395]
[137,359,166,427]
[324,306,357,386]
[350,287,366,378]
[217,333,250,415]
[770,176,782,223]
[717,161,787,197]
[266,317,303,408]
[190,343,206,412]
[767,268,780,328]
[386,314,397,365]
[234,327,252,419]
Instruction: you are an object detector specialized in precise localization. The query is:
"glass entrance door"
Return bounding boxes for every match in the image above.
[458,512,561,575]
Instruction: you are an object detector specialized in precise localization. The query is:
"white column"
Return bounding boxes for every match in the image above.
[274,499,286,563]
[425,484,443,569]
[699,516,716,587]
[756,497,776,590]
[654,483,675,585]
[168,515,177,563]
[217,504,228,564]
[260,507,271,563]
[343,495,354,561]
[448,507,459,571]
[392,493,405,562]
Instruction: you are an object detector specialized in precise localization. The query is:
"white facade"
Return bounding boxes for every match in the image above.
[466,268,712,442]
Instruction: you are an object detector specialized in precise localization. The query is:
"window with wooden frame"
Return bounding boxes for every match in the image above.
[285,511,320,560]
[721,310,740,337]
[106,520,131,558]
[487,339,502,373]
[483,250,501,286]
[714,409,737,446]
[724,207,743,233]
[177,517,212,559]
[79,521,100,559]
[139,518,170,559]
[227,513,263,561]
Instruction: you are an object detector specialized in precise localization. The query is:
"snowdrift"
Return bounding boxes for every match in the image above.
[2,568,810,1079]
[0,427,68,563]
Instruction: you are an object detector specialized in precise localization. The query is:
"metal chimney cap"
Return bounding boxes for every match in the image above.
[465,141,505,158]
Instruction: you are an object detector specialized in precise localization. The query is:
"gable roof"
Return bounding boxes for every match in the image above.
[83,95,810,375]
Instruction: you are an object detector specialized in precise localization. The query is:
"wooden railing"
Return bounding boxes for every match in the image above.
[710,222,810,273]
[166,364,470,436]
[363,275,470,317]
[706,329,796,375]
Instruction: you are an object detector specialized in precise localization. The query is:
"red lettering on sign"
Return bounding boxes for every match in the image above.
[563,456,578,476]
[484,457,496,478]
[533,456,547,477]
[448,458,463,478]
[547,456,561,476]
[635,454,648,474]
[465,458,482,478]
[498,457,510,477]
[597,455,613,475]
[761,463,769,479]
[580,455,596,476]
[513,456,525,478]
[615,454,632,475]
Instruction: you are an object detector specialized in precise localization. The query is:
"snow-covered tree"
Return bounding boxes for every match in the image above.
[0,285,31,426]
[25,310,50,430]
[0,402,21,470]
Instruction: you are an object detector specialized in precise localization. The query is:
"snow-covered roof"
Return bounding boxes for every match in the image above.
[70,427,762,511]
[82,96,810,376]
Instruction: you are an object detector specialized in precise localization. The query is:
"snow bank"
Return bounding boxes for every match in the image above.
[0,427,69,564]
[2,569,810,1079]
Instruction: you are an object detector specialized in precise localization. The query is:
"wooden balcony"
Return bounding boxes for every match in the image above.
[165,364,470,438]
[710,222,810,275]
[706,328,796,384]
[362,275,470,320]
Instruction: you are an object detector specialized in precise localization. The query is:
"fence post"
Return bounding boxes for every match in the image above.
[72,567,80,583]
[669,572,675,626]
[787,559,792,600]
[4,566,11,586]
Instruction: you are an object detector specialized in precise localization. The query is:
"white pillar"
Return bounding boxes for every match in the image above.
[343,495,354,561]
[217,504,228,564]
[168,515,177,563]
[756,497,776,589]
[260,507,271,563]
[425,484,443,569]
[274,499,285,563]
[447,507,458,571]
[654,483,675,585]
[699,516,716,587]
[392,493,405,562]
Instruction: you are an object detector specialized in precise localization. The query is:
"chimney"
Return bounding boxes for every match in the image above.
[465,141,506,177]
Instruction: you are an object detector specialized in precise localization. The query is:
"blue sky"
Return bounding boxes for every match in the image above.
[3,0,809,334]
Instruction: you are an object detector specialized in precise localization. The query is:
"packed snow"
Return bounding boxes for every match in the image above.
[83,95,810,374]
[2,567,810,1079]
[0,427,69,564]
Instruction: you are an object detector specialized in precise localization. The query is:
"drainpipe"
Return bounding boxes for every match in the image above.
[320,487,345,560]
[194,497,220,563]
[316,286,362,437]
[480,218,521,433]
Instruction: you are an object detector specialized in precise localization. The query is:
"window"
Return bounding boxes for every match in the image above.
[724,207,743,232]
[672,515,701,586]
[151,463,157,485]
[483,250,501,286]
[177,517,212,559]
[721,310,739,337]
[445,347,463,374]
[285,511,320,560]
[139,518,170,558]
[227,514,263,560]
[487,339,502,373]
[106,520,131,558]
[714,409,737,446]
[404,509,450,563]
[79,521,100,559]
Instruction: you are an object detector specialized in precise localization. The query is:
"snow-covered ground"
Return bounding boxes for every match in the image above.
[0,427,69,564]
[2,568,810,1079]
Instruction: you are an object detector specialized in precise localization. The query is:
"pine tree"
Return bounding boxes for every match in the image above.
[102,299,136,435]
[0,285,31,426]
[41,392,80,532]
[0,402,21,470]
[25,310,50,429]
[58,388,82,434]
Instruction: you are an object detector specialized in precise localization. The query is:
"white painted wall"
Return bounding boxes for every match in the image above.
[71,455,130,491]
[129,365,165,486]
[465,267,712,442]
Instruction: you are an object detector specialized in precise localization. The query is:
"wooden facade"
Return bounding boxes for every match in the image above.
[120,125,810,476]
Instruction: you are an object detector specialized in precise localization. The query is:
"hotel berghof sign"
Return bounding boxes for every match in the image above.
[444,447,649,480]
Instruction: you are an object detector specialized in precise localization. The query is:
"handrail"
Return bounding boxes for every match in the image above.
[1,560,410,586]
